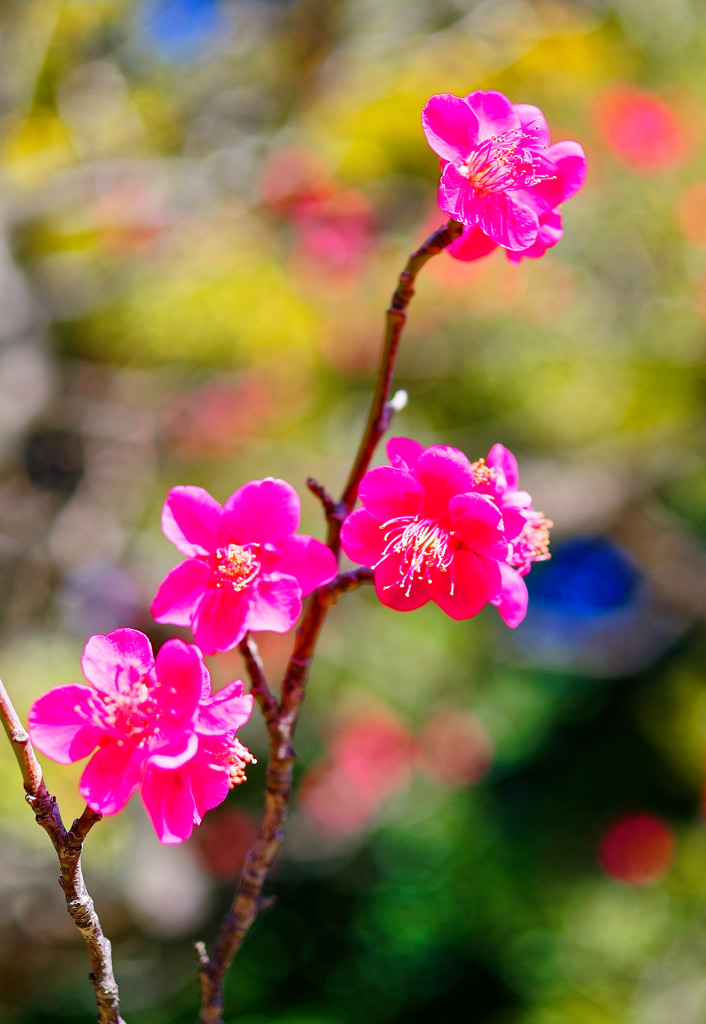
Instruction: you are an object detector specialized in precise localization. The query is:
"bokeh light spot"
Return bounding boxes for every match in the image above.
[677,182,706,245]
[598,812,675,886]
[593,85,688,172]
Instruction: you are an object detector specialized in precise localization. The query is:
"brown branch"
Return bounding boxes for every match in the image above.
[0,677,44,794]
[327,566,375,599]
[334,217,463,545]
[238,634,278,727]
[0,678,125,1024]
[196,220,460,1024]
[306,476,338,520]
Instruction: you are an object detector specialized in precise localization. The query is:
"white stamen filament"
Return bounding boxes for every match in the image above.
[458,127,554,193]
[375,515,455,597]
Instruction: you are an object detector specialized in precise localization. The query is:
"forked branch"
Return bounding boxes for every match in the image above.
[196,221,460,1023]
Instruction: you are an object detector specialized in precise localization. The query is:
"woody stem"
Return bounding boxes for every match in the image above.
[196,220,461,1024]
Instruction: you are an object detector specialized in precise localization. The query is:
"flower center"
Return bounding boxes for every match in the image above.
[226,737,256,788]
[470,458,497,487]
[376,515,455,596]
[458,127,552,194]
[510,514,553,575]
[93,676,157,742]
[213,543,260,591]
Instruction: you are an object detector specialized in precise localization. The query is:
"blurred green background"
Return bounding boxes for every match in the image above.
[1,0,706,1021]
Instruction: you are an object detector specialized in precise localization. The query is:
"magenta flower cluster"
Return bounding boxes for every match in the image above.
[340,438,551,627]
[27,88,569,847]
[29,629,254,844]
[422,89,586,262]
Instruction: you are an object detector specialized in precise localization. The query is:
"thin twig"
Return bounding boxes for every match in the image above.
[0,678,125,1024]
[196,220,460,1024]
[335,218,463,544]
[306,477,338,520]
[238,634,278,727]
[0,677,43,794]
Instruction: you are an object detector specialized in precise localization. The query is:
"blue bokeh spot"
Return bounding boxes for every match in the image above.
[138,0,228,62]
[526,536,641,619]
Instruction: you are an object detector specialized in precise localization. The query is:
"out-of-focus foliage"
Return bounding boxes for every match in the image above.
[1,0,706,1021]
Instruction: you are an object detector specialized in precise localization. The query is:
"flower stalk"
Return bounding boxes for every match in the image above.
[195,221,461,1023]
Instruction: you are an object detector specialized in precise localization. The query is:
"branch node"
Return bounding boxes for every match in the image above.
[306,477,338,518]
[389,388,408,412]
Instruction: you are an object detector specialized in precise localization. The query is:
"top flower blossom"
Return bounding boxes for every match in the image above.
[340,437,551,628]
[422,90,586,261]
[28,628,254,844]
[151,478,338,654]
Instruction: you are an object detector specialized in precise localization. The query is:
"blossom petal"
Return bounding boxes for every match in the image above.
[148,732,199,769]
[82,629,155,696]
[447,225,498,262]
[162,486,224,557]
[514,103,550,146]
[140,764,196,844]
[198,680,253,735]
[28,685,103,764]
[465,90,519,140]
[503,507,530,543]
[528,140,587,212]
[267,535,337,596]
[373,555,431,612]
[428,551,492,620]
[506,210,563,263]
[490,562,529,627]
[224,478,300,543]
[422,93,480,164]
[414,446,477,518]
[449,492,510,560]
[244,574,302,634]
[153,639,207,724]
[386,437,425,471]
[340,509,386,566]
[150,558,213,628]
[79,742,146,815]
[438,163,483,225]
[476,191,539,250]
[190,760,230,820]
[193,587,249,654]
[187,740,232,819]
[359,466,424,521]
[486,443,519,490]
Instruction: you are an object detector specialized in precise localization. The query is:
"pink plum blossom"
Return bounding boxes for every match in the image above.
[28,628,254,844]
[151,478,338,654]
[340,437,551,627]
[422,89,586,262]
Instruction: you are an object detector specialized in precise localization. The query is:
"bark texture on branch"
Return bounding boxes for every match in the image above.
[0,679,125,1024]
[196,222,460,1024]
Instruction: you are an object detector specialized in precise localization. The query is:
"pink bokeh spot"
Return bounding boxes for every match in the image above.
[417,710,494,787]
[594,85,688,173]
[261,147,376,278]
[151,478,338,654]
[28,628,254,844]
[340,438,551,627]
[422,89,586,263]
[598,812,675,886]
[299,708,416,837]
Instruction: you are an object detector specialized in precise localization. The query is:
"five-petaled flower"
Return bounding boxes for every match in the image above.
[28,628,254,844]
[340,438,551,627]
[422,89,586,261]
[151,478,338,654]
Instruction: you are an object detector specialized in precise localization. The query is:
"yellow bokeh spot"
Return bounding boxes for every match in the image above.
[2,114,75,188]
